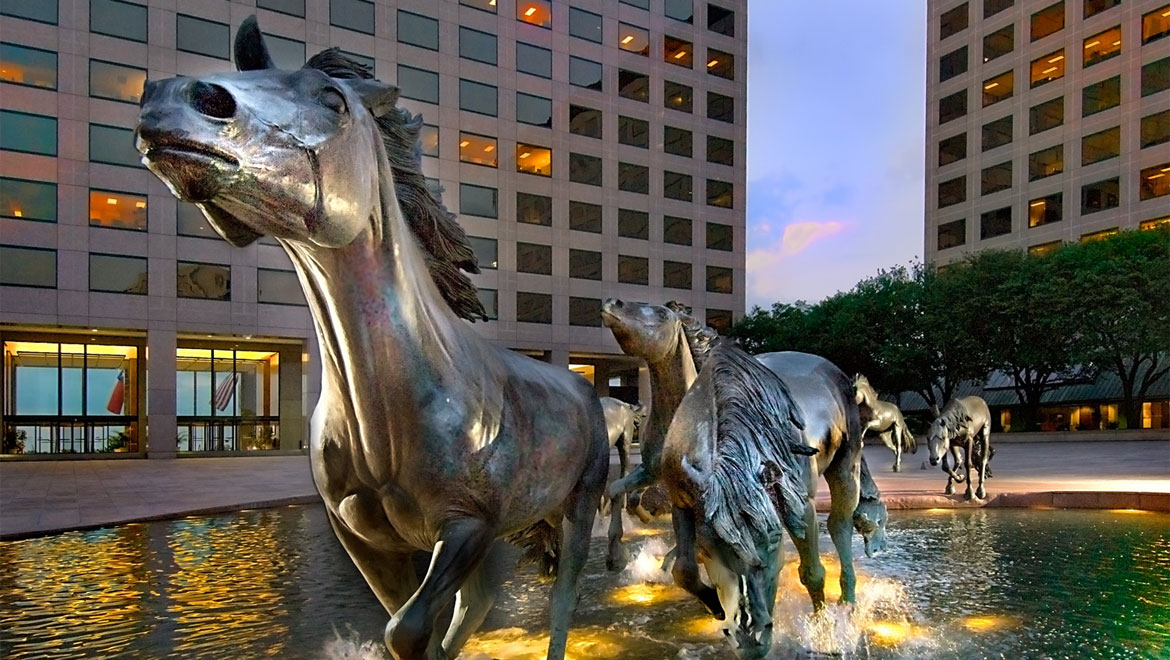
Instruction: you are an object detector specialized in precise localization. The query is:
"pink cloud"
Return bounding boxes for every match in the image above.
[780,220,846,256]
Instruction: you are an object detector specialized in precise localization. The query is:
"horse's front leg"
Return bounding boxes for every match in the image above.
[962,437,975,500]
[439,541,511,658]
[975,428,991,500]
[942,450,956,495]
[327,502,419,614]
[788,500,826,610]
[826,453,861,604]
[671,505,725,618]
[607,435,630,571]
[385,518,494,660]
[888,430,902,472]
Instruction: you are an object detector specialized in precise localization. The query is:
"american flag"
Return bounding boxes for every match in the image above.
[213,373,239,412]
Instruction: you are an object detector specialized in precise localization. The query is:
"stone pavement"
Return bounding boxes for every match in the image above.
[1,441,1167,540]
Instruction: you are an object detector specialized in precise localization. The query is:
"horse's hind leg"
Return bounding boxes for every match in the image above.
[962,438,976,500]
[671,505,725,618]
[606,434,630,571]
[826,454,861,604]
[788,500,826,610]
[886,430,901,472]
[975,428,991,500]
[439,541,510,657]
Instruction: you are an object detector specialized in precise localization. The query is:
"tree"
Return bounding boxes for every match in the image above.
[729,301,819,355]
[1053,229,1170,428]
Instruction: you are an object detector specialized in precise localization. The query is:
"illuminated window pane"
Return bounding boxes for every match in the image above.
[569,7,602,43]
[1031,1,1064,41]
[468,236,497,270]
[569,152,601,185]
[1143,57,1170,97]
[1,177,56,222]
[1080,228,1117,242]
[569,56,602,91]
[459,79,497,116]
[517,0,551,28]
[664,171,693,201]
[619,69,649,102]
[938,218,966,249]
[940,46,967,82]
[1028,240,1061,256]
[985,0,1013,18]
[399,11,439,50]
[1143,5,1170,44]
[459,26,497,64]
[92,0,146,42]
[1083,75,1120,115]
[176,14,229,59]
[569,249,602,280]
[980,207,1012,239]
[1028,193,1062,227]
[981,161,1012,195]
[665,80,693,113]
[982,70,1013,107]
[458,132,498,168]
[569,201,602,233]
[1140,216,1170,231]
[89,189,146,231]
[569,105,602,139]
[664,36,693,68]
[708,92,734,123]
[618,255,648,285]
[939,133,967,165]
[619,116,650,148]
[1081,126,1120,165]
[939,176,966,208]
[420,124,438,157]
[707,223,733,251]
[517,192,551,226]
[983,25,1013,62]
[517,143,552,177]
[706,179,733,208]
[569,297,602,327]
[707,49,733,80]
[1081,177,1120,213]
[177,261,230,300]
[666,126,693,157]
[1141,110,1170,148]
[706,266,732,294]
[89,254,146,295]
[619,163,649,194]
[619,23,650,55]
[1140,163,1170,200]
[460,183,498,218]
[516,242,551,275]
[0,245,55,287]
[517,43,551,78]
[1030,49,1065,88]
[1030,96,1063,134]
[939,90,967,124]
[1,111,56,155]
[0,43,56,89]
[331,0,374,34]
[709,5,734,36]
[1083,26,1121,67]
[664,215,692,245]
[517,92,552,128]
[663,260,691,289]
[940,4,968,40]
[398,65,438,104]
[618,209,649,239]
[1028,144,1064,181]
[516,292,552,324]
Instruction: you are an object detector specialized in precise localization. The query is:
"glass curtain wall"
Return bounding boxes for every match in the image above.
[175,347,280,452]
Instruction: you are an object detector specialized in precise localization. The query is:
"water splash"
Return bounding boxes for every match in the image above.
[322,625,387,660]
[624,537,675,585]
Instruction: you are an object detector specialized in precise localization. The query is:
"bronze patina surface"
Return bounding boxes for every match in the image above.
[928,396,995,500]
[854,374,919,472]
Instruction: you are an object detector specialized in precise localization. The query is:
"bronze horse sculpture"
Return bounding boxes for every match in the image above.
[135,19,608,660]
[928,396,994,500]
[599,396,646,569]
[853,375,918,472]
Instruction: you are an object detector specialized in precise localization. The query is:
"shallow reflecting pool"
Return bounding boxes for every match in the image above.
[1,507,1167,659]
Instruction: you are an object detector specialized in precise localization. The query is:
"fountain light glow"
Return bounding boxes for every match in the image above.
[1109,509,1150,514]
[868,620,921,646]
[609,582,686,605]
[961,614,1017,632]
[460,627,627,660]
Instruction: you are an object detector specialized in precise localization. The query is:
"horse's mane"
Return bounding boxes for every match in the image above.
[853,374,878,406]
[664,301,719,371]
[701,340,813,565]
[304,49,487,321]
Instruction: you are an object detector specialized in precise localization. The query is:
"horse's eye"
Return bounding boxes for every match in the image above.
[320,88,347,114]
[655,308,669,320]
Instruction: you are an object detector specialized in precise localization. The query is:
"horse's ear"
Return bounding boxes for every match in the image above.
[344,79,400,117]
[234,16,275,71]
[929,405,941,418]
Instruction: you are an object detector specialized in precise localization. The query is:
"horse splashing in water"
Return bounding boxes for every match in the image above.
[135,19,608,660]
[928,396,994,500]
[853,374,918,472]
[599,396,646,569]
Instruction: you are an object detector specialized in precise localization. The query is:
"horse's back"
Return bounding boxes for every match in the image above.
[957,396,991,433]
[754,351,856,456]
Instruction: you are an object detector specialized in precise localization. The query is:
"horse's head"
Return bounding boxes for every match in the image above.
[135,17,396,248]
[927,416,950,465]
[601,298,689,363]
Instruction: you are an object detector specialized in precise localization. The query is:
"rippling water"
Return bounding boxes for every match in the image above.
[1,507,1167,659]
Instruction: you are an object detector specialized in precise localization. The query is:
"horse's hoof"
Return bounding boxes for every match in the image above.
[606,547,629,572]
[976,488,987,500]
[892,465,900,472]
[963,490,974,501]
[944,484,955,495]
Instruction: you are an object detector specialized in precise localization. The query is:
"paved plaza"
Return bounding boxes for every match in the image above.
[1,441,1167,540]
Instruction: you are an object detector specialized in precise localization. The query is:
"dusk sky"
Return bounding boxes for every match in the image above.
[745,3,928,308]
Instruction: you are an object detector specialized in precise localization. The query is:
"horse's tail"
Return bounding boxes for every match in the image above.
[505,519,562,581]
[898,416,918,454]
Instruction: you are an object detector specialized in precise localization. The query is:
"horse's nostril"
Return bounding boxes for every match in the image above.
[190,81,237,119]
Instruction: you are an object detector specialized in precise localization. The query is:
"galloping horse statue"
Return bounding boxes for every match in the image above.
[928,396,994,500]
[135,19,608,660]
[853,375,918,472]
[599,396,645,569]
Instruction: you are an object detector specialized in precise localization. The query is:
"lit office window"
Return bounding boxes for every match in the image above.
[1030,50,1065,88]
[619,23,650,56]
[1,177,56,222]
[664,36,693,68]
[1031,2,1065,41]
[1140,163,1170,200]
[982,71,1013,107]
[517,144,552,177]
[1028,193,1062,228]
[517,0,551,28]
[458,132,498,168]
[707,49,734,80]
[0,44,56,89]
[1084,0,1119,18]
[1143,5,1170,44]
[89,189,146,231]
[1083,26,1121,67]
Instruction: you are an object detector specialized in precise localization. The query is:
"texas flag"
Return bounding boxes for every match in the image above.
[106,370,125,414]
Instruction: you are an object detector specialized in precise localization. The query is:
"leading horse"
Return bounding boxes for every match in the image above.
[853,375,918,472]
[928,396,994,500]
[135,19,608,660]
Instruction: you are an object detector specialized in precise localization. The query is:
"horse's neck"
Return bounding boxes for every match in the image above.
[643,335,698,467]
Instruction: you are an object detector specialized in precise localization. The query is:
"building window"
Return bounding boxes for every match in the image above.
[1030,50,1065,88]
[665,126,694,158]
[260,33,304,69]
[468,236,497,270]
[1081,126,1120,165]
[663,260,692,289]
[1081,228,1117,242]
[706,266,733,294]
[459,26,497,64]
[983,25,1013,62]
[1030,96,1064,134]
[177,202,218,238]
[1028,240,1061,256]
[176,14,229,59]
[89,189,146,231]
[940,3,968,40]
[982,116,1013,151]
[258,0,305,18]
[569,105,602,139]
[517,144,552,177]
[664,171,693,201]
[707,309,733,333]
[707,223,733,251]
[985,0,1013,18]
[517,0,552,29]
[517,43,552,78]
[331,0,374,34]
[664,215,692,245]
[1028,193,1062,227]
[516,242,552,275]
[1029,144,1064,180]
[664,36,693,68]
[619,116,650,148]
[1141,163,1170,200]
[0,111,56,156]
[569,297,603,327]
[1143,57,1170,97]
[619,23,650,56]
[619,69,650,102]
[666,0,694,23]
[91,0,147,42]
[1083,26,1121,67]
[570,201,602,233]
[569,153,602,186]
[0,245,55,287]
[981,162,1012,195]
[459,183,498,218]
[1084,0,1120,18]
[174,345,282,451]
[177,261,231,300]
[1084,75,1121,115]
[709,4,734,36]
[982,71,1013,107]
[569,249,602,280]
[938,176,966,208]
[939,90,967,124]
[618,163,649,194]
[1031,1,1064,41]
[706,135,732,165]
[1,43,56,89]
[570,56,603,91]
[460,79,497,116]
[707,179,733,208]
[1,177,55,222]
[2,1,57,23]
[458,132,497,168]
[665,81,693,113]
[398,65,438,104]
[517,192,552,226]
[398,11,438,50]
[980,207,1012,239]
[517,92,552,128]
[476,288,498,320]
[341,51,374,76]
[1141,216,1170,231]
[707,49,734,80]
[618,255,649,285]
[618,209,649,240]
[89,124,138,167]
[516,292,552,323]
[1144,5,1170,44]
[88,254,146,295]
[569,7,602,43]
[940,46,968,82]
[937,218,966,249]
[939,133,967,165]
[1082,177,1120,213]
[622,0,650,9]
[1141,110,1170,148]
[708,92,734,123]
[420,124,439,157]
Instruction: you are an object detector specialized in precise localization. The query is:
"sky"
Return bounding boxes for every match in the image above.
[745,3,928,308]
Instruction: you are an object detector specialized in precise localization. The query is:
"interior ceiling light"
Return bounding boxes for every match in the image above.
[674,51,686,59]
[107,198,118,204]
[622,35,634,44]
[1030,200,1045,207]
[524,7,537,16]
[707,59,718,67]
[519,152,531,158]
[984,82,999,89]
[1049,55,1064,62]
[1085,40,1100,48]
[1042,66,1058,74]
[460,140,470,147]
[483,144,494,152]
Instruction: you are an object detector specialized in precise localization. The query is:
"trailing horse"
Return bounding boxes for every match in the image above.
[135,19,608,660]
[928,396,994,500]
[853,375,918,472]
[599,396,646,569]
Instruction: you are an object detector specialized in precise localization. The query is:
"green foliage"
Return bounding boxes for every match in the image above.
[3,428,27,454]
